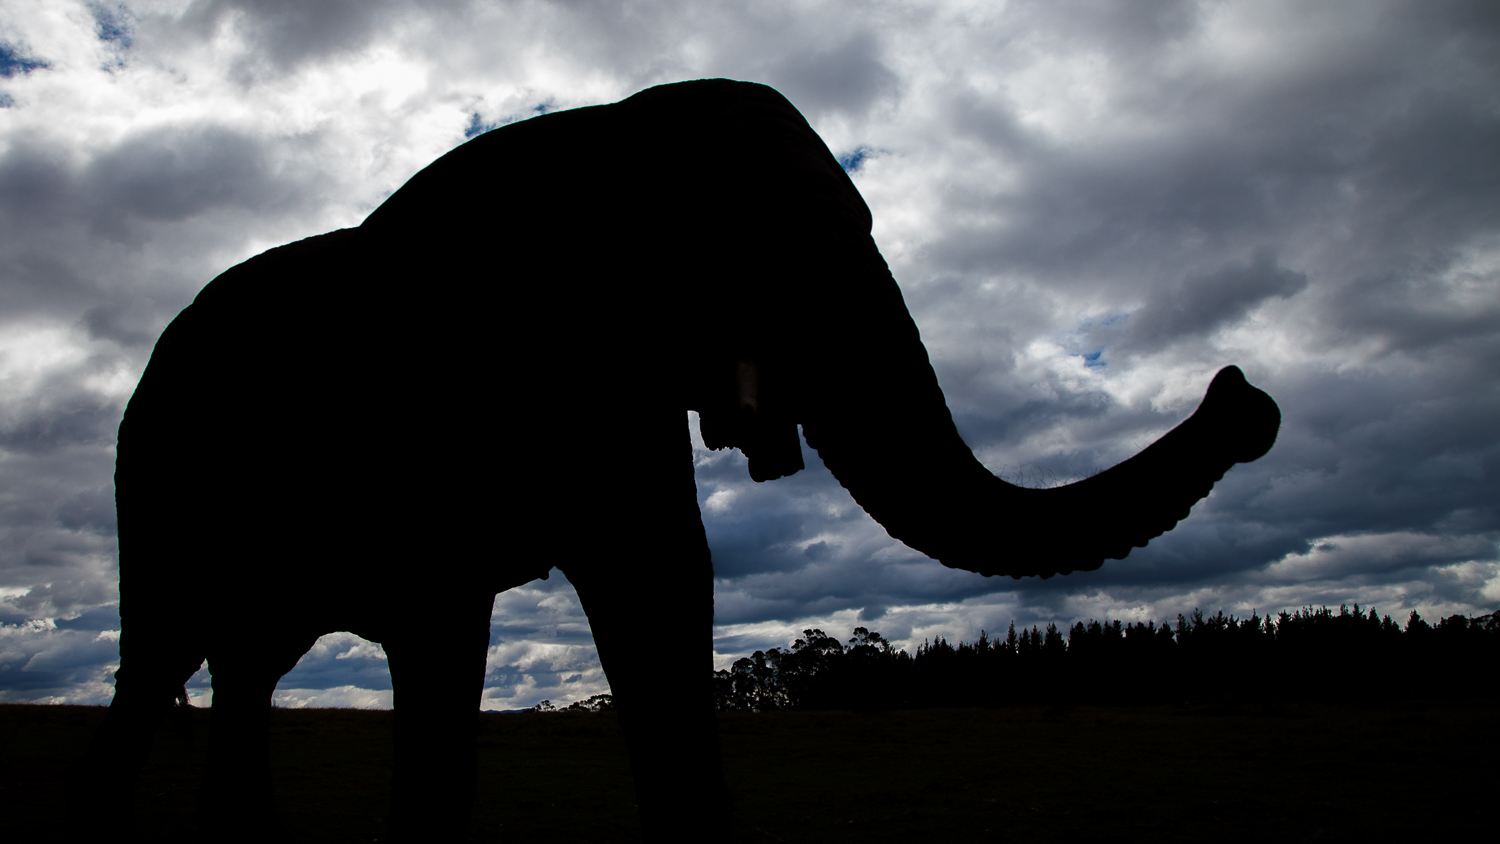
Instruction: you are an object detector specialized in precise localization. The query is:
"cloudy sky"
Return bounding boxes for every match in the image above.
[1,0,1496,710]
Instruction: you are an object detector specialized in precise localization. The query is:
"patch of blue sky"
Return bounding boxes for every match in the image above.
[464,112,498,139]
[465,101,557,138]
[836,146,873,173]
[0,43,49,78]
[1068,312,1126,368]
[1072,312,1129,332]
[90,2,135,47]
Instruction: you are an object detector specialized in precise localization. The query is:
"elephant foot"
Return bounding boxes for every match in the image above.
[67,665,200,837]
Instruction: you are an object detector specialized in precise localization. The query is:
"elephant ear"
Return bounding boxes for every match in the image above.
[698,358,805,482]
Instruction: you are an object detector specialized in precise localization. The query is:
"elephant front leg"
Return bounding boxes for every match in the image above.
[382,592,495,842]
[560,407,731,840]
[568,556,730,839]
[198,630,318,839]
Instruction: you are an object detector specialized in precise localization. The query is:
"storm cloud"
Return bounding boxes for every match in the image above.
[0,0,1495,708]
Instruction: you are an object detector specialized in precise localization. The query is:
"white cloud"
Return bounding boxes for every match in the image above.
[1260,532,1497,583]
[273,685,392,709]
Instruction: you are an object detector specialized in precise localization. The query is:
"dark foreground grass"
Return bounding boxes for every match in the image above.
[2,699,1494,841]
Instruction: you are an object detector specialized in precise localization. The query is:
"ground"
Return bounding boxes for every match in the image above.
[4,699,1494,841]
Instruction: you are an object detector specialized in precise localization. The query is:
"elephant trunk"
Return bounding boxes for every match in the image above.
[799,260,1280,579]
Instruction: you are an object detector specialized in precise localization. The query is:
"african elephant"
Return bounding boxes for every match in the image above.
[71,79,1279,840]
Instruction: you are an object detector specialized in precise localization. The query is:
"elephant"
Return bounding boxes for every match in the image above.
[70,78,1280,840]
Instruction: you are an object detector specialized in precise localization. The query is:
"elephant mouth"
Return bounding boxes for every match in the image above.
[697,357,805,483]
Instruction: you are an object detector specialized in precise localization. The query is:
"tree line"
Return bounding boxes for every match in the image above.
[711,606,1500,711]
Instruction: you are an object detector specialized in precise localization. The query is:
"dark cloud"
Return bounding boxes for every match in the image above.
[0,138,75,229]
[920,5,1499,314]
[53,486,118,538]
[0,625,119,697]
[761,31,898,119]
[1114,249,1308,352]
[1266,373,1500,541]
[84,125,303,239]
[0,396,120,455]
[176,0,414,76]
[81,304,160,347]
[0,116,340,354]
[1328,262,1500,358]
[0,249,94,319]
[277,634,393,692]
[1014,0,1203,54]
[1,574,117,623]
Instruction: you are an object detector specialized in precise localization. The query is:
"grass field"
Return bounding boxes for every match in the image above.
[3,699,1495,841]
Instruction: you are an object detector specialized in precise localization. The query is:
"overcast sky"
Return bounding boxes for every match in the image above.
[1,0,1496,710]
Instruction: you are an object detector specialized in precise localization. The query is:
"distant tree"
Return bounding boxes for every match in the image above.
[784,629,846,709]
[1017,625,1038,659]
[842,627,909,708]
[1405,610,1432,636]
[848,627,893,654]
[710,605,1499,712]
[715,647,792,712]
[1042,623,1065,657]
[563,694,615,713]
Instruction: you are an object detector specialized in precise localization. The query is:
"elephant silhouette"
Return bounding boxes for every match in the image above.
[70,79,1279,840]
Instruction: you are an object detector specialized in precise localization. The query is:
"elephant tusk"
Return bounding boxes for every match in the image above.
[736,358,759,415]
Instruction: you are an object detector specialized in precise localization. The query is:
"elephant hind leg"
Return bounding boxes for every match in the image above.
[197,629,319,839]
[383,592,495,842]
[67,634,206,830]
